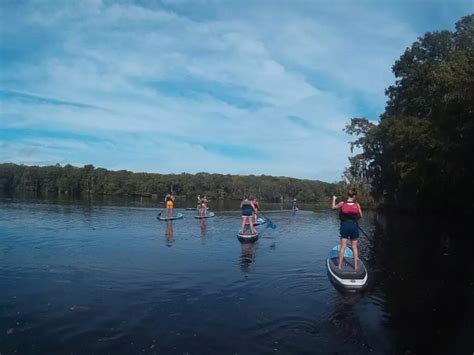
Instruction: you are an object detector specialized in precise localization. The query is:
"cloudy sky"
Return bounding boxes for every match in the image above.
[0,0,471,181]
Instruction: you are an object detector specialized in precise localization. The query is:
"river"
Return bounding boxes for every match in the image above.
[0,198,472,354]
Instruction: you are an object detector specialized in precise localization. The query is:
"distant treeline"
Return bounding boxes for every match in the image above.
[344,15,474,211]
[0,163,340,202]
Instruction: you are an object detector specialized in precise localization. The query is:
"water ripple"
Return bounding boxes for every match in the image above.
[0,200,446,354]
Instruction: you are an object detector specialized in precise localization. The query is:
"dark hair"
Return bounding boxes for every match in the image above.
[348,187,357,198]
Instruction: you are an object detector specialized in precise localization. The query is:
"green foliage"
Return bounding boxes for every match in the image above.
[0,163,337,202]
[345,15,474,211]
[332,181,375,208]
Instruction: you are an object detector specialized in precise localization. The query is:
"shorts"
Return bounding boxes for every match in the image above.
[166,201,174,209]
[242,209,253,217]
[340,221,359,240]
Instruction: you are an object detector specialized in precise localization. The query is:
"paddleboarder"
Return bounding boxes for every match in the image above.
[241,196,257,234]
[292,198,298,211]
[200,195,209,217]
[332,187,363,270]
[196,195,202,216]
[251,198,260,223]
[165,192,174,217]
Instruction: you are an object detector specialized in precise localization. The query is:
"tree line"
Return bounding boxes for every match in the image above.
[0,163,340,203]
[344,15,474,211]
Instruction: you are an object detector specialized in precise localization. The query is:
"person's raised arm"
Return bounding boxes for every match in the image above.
[332,196,343,210]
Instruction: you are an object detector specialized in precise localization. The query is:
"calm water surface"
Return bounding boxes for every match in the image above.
[0,200,472,354]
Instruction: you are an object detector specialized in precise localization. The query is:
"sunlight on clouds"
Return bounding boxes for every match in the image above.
[0,0,470,180]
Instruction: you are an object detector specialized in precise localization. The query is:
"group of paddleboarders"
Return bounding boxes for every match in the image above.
[163,188,364,271]
[240,196,260,234]
[332,187,363,271]
[164,193,210,217]
[197,195,209,217]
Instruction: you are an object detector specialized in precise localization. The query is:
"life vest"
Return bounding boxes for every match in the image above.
[242,199,253,212]
[339,201,361,221]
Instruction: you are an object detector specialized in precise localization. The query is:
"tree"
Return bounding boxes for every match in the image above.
[344,15,474,211]
[0,163,337,202]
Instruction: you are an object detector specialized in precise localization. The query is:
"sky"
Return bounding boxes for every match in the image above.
[0,0,472,182]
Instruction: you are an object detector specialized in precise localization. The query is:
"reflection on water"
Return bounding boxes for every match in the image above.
[199,219,208,237]
[0,199,472,354]
[364,213,474,354]
[165,221,174,246]
[240,241,257,274]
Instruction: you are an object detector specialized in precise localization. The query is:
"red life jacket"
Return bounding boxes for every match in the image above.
[339,202,361,221]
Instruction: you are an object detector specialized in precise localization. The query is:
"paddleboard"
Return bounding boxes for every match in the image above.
[194,212,215,219]
[186,207,197,211]
[247,217,266,226]
[157,213,184,221]
[326,245,367,291]
[237,231,259,243]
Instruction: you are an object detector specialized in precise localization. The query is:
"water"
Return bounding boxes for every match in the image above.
[0,200,472,354]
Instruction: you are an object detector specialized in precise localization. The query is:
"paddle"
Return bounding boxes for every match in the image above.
[359,225,376,242]
[258,211,277,229]
[358,225,369,238]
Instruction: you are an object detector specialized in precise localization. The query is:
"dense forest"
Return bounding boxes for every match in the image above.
[0,163,338,203]
[344,15,474,211]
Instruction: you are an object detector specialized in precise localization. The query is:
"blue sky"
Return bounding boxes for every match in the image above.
[0,0,471,181]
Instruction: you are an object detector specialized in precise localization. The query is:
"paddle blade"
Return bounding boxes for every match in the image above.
[258,213,277,230]
[266,219,277,229]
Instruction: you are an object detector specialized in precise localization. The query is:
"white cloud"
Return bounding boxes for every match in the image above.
[1,0,468,180]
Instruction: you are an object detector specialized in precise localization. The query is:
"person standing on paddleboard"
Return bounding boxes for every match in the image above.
[200,195,209,217]
[251,198,259,223]
[292,198,298,211]
[332,187,363,270]
[197,195,202,212]
[241,196,257,234]
[165,193,174,217]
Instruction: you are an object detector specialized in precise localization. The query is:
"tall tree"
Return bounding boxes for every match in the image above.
[345,15,474,210]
